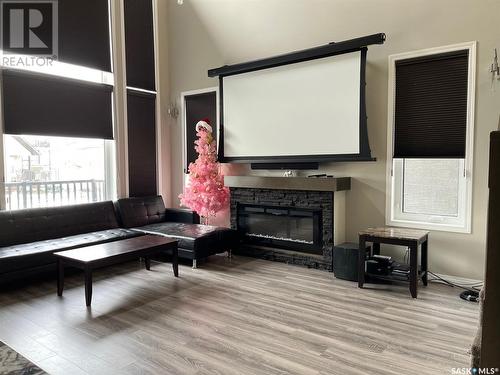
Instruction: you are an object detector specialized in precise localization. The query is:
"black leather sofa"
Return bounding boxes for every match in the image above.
[115,196,236,268]
[0,201,141,283]
[0,196,236,282]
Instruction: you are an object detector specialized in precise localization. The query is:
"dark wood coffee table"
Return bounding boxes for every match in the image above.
[54,235,178,306]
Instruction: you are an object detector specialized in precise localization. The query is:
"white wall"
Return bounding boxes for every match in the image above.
[167,0,500,280]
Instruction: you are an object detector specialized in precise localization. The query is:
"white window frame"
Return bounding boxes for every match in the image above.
[0,73,5,211]
[152,0,163,199]
[180,86,219,191]
[386,41,476,234]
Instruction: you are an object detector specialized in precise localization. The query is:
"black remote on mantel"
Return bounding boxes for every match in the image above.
[308,174,334,178]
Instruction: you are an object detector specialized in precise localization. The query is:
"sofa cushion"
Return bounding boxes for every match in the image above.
[0,201,119,247]
[115,196,167,228]
[131,222,231,251]
[0,228,141,274]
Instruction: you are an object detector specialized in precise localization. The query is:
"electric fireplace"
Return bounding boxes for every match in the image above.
[237,204,323,254]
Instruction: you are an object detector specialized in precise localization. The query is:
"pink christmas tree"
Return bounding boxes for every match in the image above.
[179,119,230,223]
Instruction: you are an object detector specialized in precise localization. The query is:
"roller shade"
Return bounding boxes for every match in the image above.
[124,0,155,91]
[58,0,112,72]
[2,70,113,140]
[394,50,469,158]
[127,89,157,197]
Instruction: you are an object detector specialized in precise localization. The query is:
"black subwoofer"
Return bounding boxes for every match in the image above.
[333,242,370,281]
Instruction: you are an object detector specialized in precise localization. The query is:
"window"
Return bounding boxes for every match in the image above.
[123,0,159,197]
[0,1,116,211]
[0,66,116,211]
[180,87,218,192]
[3,135,115,211]
[386,42,476,233]
[181,87,218,173]
[391,158,468,230]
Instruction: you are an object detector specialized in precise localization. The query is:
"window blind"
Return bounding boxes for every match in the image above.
[2,70,113,139]
[127,89,157,197]
[58,0,112,72]
[394,50,469,158]
[123,0,155,91]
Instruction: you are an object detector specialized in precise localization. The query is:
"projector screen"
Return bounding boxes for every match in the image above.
[221,50,363,160]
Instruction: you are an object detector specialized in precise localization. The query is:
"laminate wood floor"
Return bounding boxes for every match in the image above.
[0,256,478,375]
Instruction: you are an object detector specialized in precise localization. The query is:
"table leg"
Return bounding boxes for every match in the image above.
[372,242,380,256]
[421,239,428,286]
[172,247,179,277]
[57,259,64,297]
[410,243,418,298]
[145,257,151,271]
[358,236,366,288]
[85,268,93,307]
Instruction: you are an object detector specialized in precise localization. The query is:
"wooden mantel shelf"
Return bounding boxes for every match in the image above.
[224,176,351,192]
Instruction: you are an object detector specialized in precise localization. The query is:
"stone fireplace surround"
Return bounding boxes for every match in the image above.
[226,176,350,270]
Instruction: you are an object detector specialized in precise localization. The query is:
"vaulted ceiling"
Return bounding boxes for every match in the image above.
[182,0,494,64]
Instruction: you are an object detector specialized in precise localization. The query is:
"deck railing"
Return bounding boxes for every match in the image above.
[4,179,105,210]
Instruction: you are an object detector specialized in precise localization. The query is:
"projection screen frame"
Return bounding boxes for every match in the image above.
[208,33,386,164]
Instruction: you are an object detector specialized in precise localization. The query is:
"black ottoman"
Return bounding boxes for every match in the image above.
[115,196,237,268]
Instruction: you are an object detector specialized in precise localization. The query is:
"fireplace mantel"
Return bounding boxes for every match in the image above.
[224,176,351,192]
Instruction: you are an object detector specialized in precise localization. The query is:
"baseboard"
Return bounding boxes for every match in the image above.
[430,272,482,287]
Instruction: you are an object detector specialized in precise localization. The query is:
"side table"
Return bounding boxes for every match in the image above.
[358,227,429,298]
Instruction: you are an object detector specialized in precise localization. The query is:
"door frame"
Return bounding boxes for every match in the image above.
[0,73,5,210]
